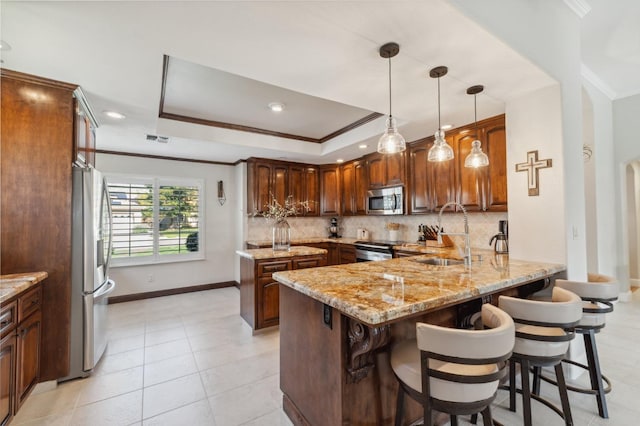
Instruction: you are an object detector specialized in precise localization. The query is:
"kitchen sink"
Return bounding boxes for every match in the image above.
[411,257,465,266]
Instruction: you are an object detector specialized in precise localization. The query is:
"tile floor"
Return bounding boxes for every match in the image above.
[11,286,640,425]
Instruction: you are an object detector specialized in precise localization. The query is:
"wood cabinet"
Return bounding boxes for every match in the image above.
[407,115,507,213]
[240,252,327,331]
[454,115,507,212]
[366,152,405,188]
[319,165,341,216]
[1,69,88,382]
[247,158,320,217]
[1,283,42,425]
[340,160,367,216]
[337,244,356,264]
[247,159,288,215]
[289,165,320,216]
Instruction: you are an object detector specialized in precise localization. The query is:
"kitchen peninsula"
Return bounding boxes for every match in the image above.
[236,246,327,332]
[273,253,565,425]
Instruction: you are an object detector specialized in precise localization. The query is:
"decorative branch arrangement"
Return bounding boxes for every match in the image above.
[259,194,310,222]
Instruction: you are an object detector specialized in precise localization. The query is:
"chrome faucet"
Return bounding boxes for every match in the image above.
[437,201,472,266]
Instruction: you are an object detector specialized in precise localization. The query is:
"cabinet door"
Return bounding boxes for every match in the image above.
[353,161,368,215]
[254,162,272,214]
[257,278,280,329]
[340,162,355,216]
[320,166,340,216]
[483,120,508,211]
[304,166,320,216]
[386,152,405,186]
[15,311,40,411]
[426,137,456,211]
[367,154,385,188]
[338,245,356,264]
[0,334,16,426]
[273,165,288,207]
[455,132,484,212]
[408,141,431,214]
[289,165,305,208]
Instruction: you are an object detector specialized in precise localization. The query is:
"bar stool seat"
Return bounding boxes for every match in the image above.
[535,273,619,419]
[391,304,514,426]
[498,287,582,426]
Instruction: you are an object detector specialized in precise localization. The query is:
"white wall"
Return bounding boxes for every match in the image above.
[505,85,566,263]
[96,153,237,297]
[450,0,587,279]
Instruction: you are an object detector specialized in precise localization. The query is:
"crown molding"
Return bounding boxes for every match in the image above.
[581,63,617,100]
[563,0,592,18]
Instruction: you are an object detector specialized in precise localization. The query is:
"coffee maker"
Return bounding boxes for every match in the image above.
[328,217,341,238]
[489,220,509,254]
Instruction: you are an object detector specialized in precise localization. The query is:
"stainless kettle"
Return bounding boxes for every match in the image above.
[489,233,509,254]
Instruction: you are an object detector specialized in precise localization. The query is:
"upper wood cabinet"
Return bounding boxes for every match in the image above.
[247,158,319,216]
[319,165,341,216]
[366,152,406,188]
[340,160,367,216]
[289,165,320,216]
[455,115,507,212]
[407,114,507,213]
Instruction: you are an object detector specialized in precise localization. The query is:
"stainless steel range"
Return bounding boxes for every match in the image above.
[354,241,394,262]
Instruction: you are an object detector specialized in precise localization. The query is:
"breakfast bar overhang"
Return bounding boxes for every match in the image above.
[273,253,566,425]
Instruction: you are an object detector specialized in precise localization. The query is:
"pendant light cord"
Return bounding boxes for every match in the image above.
[474,93,478,136]
[388,56,392,118]
[437,76,441,131]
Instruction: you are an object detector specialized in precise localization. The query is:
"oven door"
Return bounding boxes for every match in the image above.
[355,248,393,262]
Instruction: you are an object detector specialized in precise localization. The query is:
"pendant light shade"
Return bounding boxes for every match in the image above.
[427,66,454,162]
[377,42,406,154]
[464,85,489,168]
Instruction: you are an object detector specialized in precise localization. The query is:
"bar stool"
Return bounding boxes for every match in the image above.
[498,287,582,426]
[534,273,618,418]
[390,304,514,426]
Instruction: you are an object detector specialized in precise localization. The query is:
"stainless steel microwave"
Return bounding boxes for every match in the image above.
[366,186,404,215]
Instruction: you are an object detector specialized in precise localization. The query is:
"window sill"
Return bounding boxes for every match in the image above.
[110,254,205,268]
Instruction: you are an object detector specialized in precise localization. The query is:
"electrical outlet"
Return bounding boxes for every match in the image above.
[147,274,154,283]
[572,226,579,240]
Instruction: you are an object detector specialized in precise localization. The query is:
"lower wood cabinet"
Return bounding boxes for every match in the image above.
[0,284,42,426]
[240,253,327,331]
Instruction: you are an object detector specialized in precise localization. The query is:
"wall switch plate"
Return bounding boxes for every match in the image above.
[323,304,332,329]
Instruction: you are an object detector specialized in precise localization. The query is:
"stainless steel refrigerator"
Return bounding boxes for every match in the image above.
[62,166,116,381]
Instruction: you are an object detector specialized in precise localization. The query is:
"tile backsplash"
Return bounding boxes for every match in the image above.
[247,212,508,249]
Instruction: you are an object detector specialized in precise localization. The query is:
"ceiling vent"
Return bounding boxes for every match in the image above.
[146,134,170,143]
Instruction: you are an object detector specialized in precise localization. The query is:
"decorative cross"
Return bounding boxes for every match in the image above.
[515,150,552,196]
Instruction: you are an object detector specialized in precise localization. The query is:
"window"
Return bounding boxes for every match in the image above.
[106,175,204,266]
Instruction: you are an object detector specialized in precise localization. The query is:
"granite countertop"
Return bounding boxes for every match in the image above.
[236,246,328,260]
[245,237,361,247]
[273,251,565,326]
[0,272,48,304]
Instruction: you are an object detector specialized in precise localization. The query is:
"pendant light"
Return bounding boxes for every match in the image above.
[427,66,454,162]
[377,42,406,154]
[464,85,490,168]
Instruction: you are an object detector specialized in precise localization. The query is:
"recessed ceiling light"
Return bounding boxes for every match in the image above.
[441,124,453,130]
[358,144,368,149]
[103,110,126,120]
[268,102,285,112]
[0,40,11,51]
[336,159,344,163]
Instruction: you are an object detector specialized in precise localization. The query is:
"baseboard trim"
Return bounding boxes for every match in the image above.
[108,281,238,304]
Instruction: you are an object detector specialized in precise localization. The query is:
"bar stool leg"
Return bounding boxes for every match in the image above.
[450,414,458,426]
[481,406,493,426]
[532,366,542,395]
[584,330,608,418]
[554,363,573,426]
[509,359,517,412]
[520,359,533,426]
[394,387,404,426]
